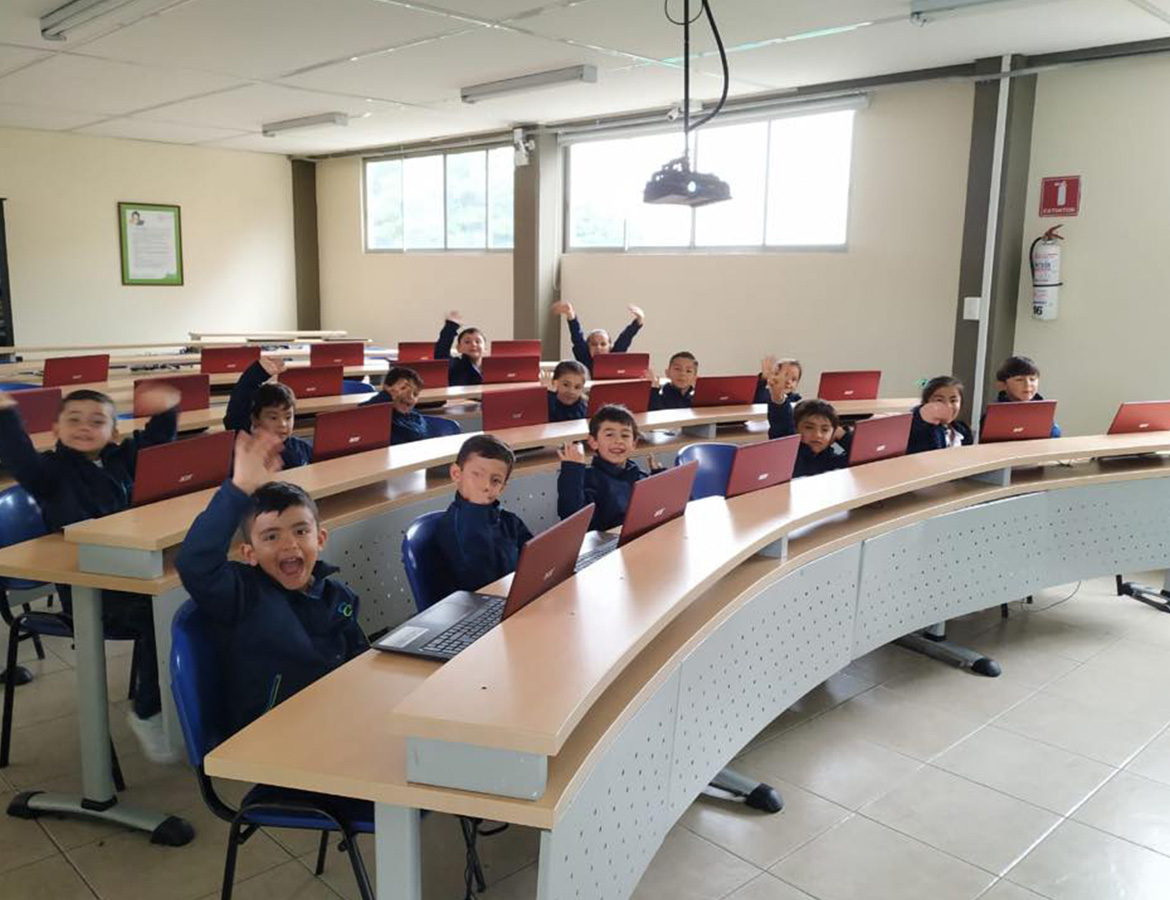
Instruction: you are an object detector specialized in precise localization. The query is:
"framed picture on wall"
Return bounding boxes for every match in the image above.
[118,202,183,286]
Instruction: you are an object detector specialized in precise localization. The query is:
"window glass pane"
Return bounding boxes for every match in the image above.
[568,140,628,248]
[766,110,854,246]
[365,159,402,250]
[487,147,514,249]
[403,154,445,249]
[626,131,692,248]
[446,151,487,249]
[693,121,767,247]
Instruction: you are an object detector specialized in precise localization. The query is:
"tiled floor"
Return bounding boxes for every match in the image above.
[5,574,1170,899]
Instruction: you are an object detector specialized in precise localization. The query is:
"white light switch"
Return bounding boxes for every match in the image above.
[963,296,981,321]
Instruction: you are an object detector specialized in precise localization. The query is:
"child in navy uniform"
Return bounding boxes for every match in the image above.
[984,355,1061,437]
[431,435,534,597]
[175,431,368,737]
[0,385,181,761]
[908,376,973,454]
[434,310,486,386]
[792,399,852,477]
[542,360,588,422]
[649,351,698,410]
[757,356,804,438]
[363,366,455,443]
[557,404,663,531]
[223,356,313,468]
[551,300,645,374]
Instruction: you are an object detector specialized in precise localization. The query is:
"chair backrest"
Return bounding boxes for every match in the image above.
[0,486,49,591]
[421,415,461,438]
[169,600,226,768]
[675,442,738,500]
[0,383,37,392]
[341,379,375,395]
[401,510,449,611]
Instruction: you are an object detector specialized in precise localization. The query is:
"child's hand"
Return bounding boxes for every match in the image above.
[551,301,576,320]
[760,355,778,378]
[0,390,17,410]
[558,441,587,465]
[231,430,284,494]
[259,356,286,378]
[648,456,666,473]
[834,425,848,443]
[137,385,181,416]
[446,310,463,325]
[920,400,954,426]
[628,304,645,325]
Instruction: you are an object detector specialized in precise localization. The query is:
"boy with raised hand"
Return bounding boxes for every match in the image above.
[434,310,486,386]
[222,355,313,468]
[556,404,664,531]
[0,384,182,761]
[540,360,588,422]
[757,355,804,438]
[986,355,1062,438]
[431,434,534,598]
[175,430,367,737]
[792,399,852,478]
[649,351,698,410]
[551,300,645,374]
[363,365,454,443]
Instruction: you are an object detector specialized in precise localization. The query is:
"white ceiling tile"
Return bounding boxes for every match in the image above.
[0,0,64,50]
[0,42,52,77]
[0,53,246,115]
[421,0,574,20]
[0,100,104,131]
[75,0,470,80]
[74,116,249,144]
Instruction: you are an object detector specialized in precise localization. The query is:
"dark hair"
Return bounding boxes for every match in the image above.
[250,382,296,420]
[996,355,1040,382]
[552,359,587,381]
[921,376,965,405]
[794,398,840,430]
[384,366,423,391]
[456,326,483,345]
[456,433,515,478]
[589,403,639,439]
[240,481,318,542]
[668,351,698,367]
[60,389,115,416]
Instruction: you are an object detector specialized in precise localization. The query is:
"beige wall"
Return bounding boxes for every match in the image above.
[560,81,974,398]
[316,157,514,346]
[1014,55,1170,436]
[0,128,295,346]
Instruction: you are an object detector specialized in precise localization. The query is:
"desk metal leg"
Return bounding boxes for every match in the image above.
[896,621,1001,677]
[374,804,422,900]
[709,767,783,813]
[6,587,193,845]
[1116,571,1170,613]
[151,587,188,758]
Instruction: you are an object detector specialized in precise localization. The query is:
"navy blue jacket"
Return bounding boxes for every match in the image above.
[558,456,649,531]
[175,480,368,737]
[432,493,534,598]
[766,392,802,439]
[361,391,435,444]
[568,317,641,373]
[982,390,1062,438]
[907,405,974,454]
[793,437,851,478]
[435,320,483,386]
[649,383,693,411]
[547,391,587,423]
[0,405,178,533]
[223,361,313,469]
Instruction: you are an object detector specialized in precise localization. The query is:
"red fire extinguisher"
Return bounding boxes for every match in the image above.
[1030,224,1064,321]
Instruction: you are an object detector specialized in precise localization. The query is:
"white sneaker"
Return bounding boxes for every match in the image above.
[127,711,183,765]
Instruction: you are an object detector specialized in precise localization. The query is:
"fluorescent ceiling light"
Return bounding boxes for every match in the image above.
[40,0,181,41]
[461,65,597,104]
[262,112,349,138]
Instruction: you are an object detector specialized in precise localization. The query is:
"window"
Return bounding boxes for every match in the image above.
[364,146,514,251]
[566,108,855,250]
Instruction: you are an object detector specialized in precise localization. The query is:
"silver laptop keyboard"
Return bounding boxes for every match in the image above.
[573,534,620,573]
[420,596,506,657]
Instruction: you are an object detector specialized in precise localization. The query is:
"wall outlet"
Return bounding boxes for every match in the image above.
[963,296,981,321]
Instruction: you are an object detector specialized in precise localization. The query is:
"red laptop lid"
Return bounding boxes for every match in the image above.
[397,342,435,363]
[692,375,758,408]
[11,387,62,434]
[131,430,234,506]
[401,359,449,389]
[1108,401,1170,435]
[618,461,698,547]
[817,370,881,402]
[848,413,912,466]
[133,373,211,416]
[726,436,800,498]
[311,404,392,462]
[587,380,653,418]
[200,346,261,374]
[310,342,365,367]
[592,353,650,381]
[42,354,110,388]
[501,504,595,621]
[481,355,539,385]
[490,340,542,358]
[481,386,549,432]
[980,400,1057,443]
[279,366,343,398]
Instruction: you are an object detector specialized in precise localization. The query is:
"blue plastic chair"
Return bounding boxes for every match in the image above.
[675,443,738,500]
[401,511,447,611]
[421,415,461,438]
[170,602,374,900]
[341,380,375,395]
[0,383,37,392]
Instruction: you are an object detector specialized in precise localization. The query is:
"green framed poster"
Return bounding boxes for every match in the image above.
[118,202,183,286]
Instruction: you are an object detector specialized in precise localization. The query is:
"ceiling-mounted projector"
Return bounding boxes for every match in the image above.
[643,157,731,207]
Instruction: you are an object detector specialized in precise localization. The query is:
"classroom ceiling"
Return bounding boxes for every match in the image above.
[0,0,1167,156]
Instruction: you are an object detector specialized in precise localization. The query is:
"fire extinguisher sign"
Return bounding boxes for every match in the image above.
[1039,176,1081,217]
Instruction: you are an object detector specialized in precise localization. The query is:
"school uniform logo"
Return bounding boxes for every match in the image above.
[336,601,354,618]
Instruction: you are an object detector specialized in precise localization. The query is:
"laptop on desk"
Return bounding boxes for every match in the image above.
[481,386,549,432]
[397,342,435,363]
[200,346,261,374]
[131,430,235,506]
[133,373,211,415]
[311,405,392,462]
[980,400,1057,443]
[489,340,542,358]
[280,366,343,398]
[586,380,653,417]
[12,387,62,434]
[42,354,110,388]
[817,370,881,402]
[1108,401,1170,435]
[374,504,595,662]
[692,375,758,408]
[403,359,450,389]
[726,436,799,498]
[481,355,540,385]
[848,413,912,466]
[310,342,365,367]
[592,353,649,381]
